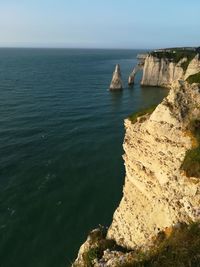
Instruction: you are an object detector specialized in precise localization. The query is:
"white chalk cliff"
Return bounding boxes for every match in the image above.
[73,47,200,265]
[128,64,143,86]
[185,54,200,80]
[107,81,200,249]
[141,54,200,87]
[73,80,200,266]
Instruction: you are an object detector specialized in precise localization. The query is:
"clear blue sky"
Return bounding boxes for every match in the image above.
[0,0,199,49]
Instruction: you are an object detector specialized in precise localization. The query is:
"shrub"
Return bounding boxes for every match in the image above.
[118,222,200,267]
[82,248,99,267]
[151,50,196,63]
[80,223,200,267]
[150,49,196,72]
[182,147,200,177]
[181,119,200,178]
[186,72,200,84]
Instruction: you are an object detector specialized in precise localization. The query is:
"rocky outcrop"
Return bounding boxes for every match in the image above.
[110,64,123,90]
[128,54,147,86]
[141,53,200,87]
[141,55,185,87]
[107,81,200,249]
[73,81,200,266]
[128,64,142,86]
[185,54,200,80]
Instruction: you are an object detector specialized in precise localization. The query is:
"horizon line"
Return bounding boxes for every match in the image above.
[0,46,151,50]
[0,45,197,50]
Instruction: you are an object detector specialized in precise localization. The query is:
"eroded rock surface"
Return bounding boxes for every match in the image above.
[185,54,200,80]
[107,81,200,249]
[141,54,200,87]
[128,64,142,86]
[110,64,123,90]
[72,81,200,267]
[141,55,185,87]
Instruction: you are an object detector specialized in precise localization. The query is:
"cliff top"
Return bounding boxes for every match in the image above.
[150,48,198,65]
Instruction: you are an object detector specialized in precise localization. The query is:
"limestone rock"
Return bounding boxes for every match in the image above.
[107,81,200,249]
[128,71,135,86]
[184,54,200,80]
[72,81,200,266]
[141,55,185,87]
[128,64,142,86]
[110,64,123,90]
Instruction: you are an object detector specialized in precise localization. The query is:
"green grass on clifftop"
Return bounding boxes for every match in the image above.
[128,106,157,124]
[186,72,200,84]
[150,49,196,72]
[118,222,200,267]
[150,50,196,63]
[181,119,200,178]
[79,223,200,267]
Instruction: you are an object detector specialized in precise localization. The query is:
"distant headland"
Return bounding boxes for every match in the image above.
[110,46,200,90]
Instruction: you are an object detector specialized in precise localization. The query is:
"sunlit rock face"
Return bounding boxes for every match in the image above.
[141,55,185,87]
[107,81,200,249]
[110,64,123,90]
[128,64,142,86]
[185,54,200,80]
[72,82,200,267]
[141,54,200,87]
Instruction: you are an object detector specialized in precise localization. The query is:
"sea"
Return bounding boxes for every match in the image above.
[0,48,167,267]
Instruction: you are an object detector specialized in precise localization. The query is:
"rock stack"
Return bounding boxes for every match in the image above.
[128,69,136,86]
[109,64,123,90]
[128,65,139,86]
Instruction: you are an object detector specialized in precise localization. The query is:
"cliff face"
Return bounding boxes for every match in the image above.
[141,54,200,87]
[73,81,200,267]
[185,54,200,80]
[107,81,200,249]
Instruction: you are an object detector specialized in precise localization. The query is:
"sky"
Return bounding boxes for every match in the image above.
[0,0,199,49]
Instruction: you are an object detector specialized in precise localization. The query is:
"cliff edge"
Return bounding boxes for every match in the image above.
[107,81,200,249]
[72,48,200,267]
[141,49,200,87]
[72,80,200,267]
[73,82,200,267]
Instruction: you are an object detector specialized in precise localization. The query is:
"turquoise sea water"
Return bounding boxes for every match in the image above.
[0,48,167,267]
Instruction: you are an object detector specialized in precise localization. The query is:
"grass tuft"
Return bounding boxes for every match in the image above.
[117,222,200,267]
[181,119,200,178]
[76,223,200,267]
[128,106,157,124]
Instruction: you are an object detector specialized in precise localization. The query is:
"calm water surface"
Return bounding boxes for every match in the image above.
[0,48,167,267]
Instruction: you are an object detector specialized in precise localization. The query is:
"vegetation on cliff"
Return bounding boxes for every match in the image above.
[150,49,196,62]
[150,49,197,72]
[118,222,200,267]
[187,72,200,84]
[128,106,156,124]
[73,82,200,267]
[181,119,200,178]
[74,223,200,267]
[73,227,130,267]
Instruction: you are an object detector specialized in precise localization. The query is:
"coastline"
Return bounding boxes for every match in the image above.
[72,48,200,267]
